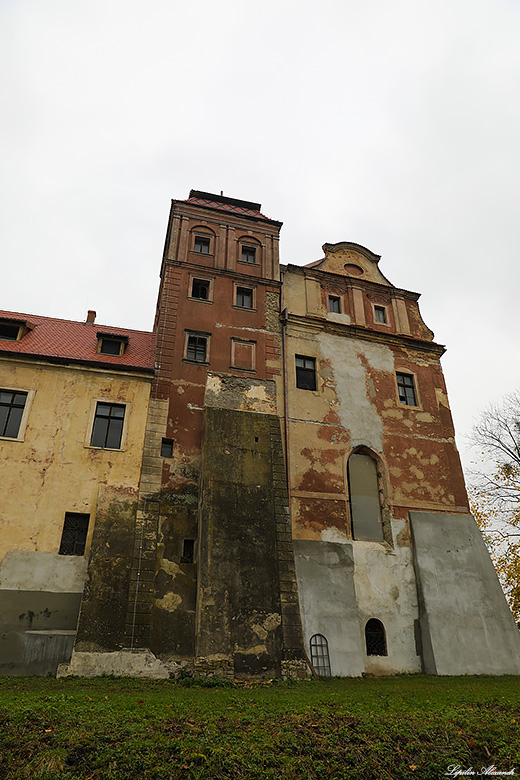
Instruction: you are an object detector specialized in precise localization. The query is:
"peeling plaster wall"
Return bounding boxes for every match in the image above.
[0,358,151,675]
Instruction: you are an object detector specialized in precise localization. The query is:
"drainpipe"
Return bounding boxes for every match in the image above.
[280,304,292,510]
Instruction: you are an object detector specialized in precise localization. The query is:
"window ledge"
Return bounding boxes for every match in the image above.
[182,359,210,366]
[84,445,125,452]
[188,297,213,304]
[232,305,257,312]
[237,260,260,267]
[0,435,24,442]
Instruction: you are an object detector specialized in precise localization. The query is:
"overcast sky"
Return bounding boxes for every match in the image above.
[2,0,519,475]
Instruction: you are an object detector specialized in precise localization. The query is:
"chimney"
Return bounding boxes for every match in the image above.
[86,310,96,324]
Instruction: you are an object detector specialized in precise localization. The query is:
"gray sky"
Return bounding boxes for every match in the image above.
[2,0,520,475]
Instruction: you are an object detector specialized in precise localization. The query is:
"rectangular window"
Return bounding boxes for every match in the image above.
[90,402,126,448]
[328,295,341,313]
[191,278,210,300]
[0,321,23,341]
[374,306,387,324]
[0,390,28,438]
[161,438,174,457]
[236,286,253,308]
[194,236,210,254]
[231,339,256,371]
[241,246,256,264]
[59,512,90,556]
[295,355,317,391]
[396,372,417,406]
[186,334,208,363]
[98,337,125,356]
[181,539,195,564]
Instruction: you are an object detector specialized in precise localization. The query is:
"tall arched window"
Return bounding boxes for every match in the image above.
[365,619,387,656]
[347,452,384,542]
[309,634,331,676]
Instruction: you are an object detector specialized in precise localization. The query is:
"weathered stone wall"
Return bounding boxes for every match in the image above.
[196,407,306,677]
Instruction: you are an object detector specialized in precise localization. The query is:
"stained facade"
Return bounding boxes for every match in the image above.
[2,190,520,678]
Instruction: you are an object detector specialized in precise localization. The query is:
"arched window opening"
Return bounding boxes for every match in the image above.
[309,634,331,676]
[365,619,387,656]
[347,452,384,542]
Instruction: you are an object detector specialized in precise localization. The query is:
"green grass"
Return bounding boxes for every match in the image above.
[1,675,519,779]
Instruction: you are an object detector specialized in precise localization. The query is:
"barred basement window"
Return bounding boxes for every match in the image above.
[310,633,331,676]
[59,512,90,556]
[365,619,387,656]
[396,372,417,406]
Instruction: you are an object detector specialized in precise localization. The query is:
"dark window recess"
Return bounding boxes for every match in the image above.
[0,322,21,341]
[90,402,125,449]
[0,390,28,438]
[241,245,256,263]
[295,355,317,390]
[99,337,124,356]
[186,335,207,363]
[161,438,174,458]
[328,295,341,313]
[236,287,253,308]
[194,236,210,254]
[396,372,417,406]
[348,452,384,542]
[191,279,210,300]
[365,619,388,656]
[310,634,331,676]
[181,539,195,564]
[374,306,387,324]
[59,512,90,556]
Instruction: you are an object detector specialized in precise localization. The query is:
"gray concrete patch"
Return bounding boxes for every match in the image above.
[294,540,365,677]
[410,511,520,675]
[58,648,170,678]
[0,551,87,592]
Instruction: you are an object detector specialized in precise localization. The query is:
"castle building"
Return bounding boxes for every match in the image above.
[0,311,155,675]
[2,190,519,678]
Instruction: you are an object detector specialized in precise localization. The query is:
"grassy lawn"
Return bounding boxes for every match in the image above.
[1,674,519,779]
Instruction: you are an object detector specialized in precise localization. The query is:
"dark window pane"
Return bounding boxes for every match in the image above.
[374,306,387,323]
[90,402,125,448]
[348,453,384,542]
[192,279,210,299]
[187,335,207,362]
[194,236,210,254]
[241,246,256,263]
[161,438,174,457]
[310,634,331,676]
[99,338,123,355]
[0,322,21,340]
[182,539,195,564]
[328,296,341,313]
[59,513,90,556]
[0,390,28,438]
[365,619,387,656]
[295,355,317,390]
[396,372,417,406]
[236,287,253,308]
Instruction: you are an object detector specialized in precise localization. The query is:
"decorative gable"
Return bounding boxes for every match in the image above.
[306,242,393,287]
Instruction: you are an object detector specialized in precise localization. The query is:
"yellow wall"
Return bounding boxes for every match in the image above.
[0,357,152,562]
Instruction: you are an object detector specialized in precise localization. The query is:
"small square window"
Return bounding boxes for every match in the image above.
[374,306,387,324]
[181,539,195,564]
[0,321,23,341]
[191,279,210,300]
[396,372,417,406]
[241,246,256,264]
[236,287,253,308]
[328,295,341,313]
[194,236,210,254]
[295,355,317,391]
[59,513,90,556]
[90,402,126,449]
[98,337,125,356]
[186,334,208,363]
[0,390,28,438]
[161,438,174,457]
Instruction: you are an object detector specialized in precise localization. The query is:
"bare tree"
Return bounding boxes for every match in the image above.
[469,392,520,621]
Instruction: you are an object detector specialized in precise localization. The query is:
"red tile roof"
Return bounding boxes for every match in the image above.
[0,311,156,373]
[183,192,282,225]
